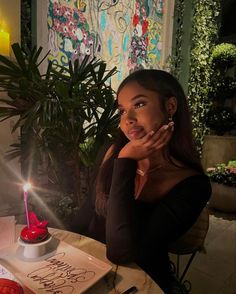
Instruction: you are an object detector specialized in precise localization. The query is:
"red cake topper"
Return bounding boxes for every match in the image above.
[20,212,49,243]
[21,183,49,243]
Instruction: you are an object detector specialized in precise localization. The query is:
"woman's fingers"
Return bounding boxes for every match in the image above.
[142,122,174,149]
[153,122,174,140]
[119,122,174,160]
[132,129,155,146]
[153,122,174,149]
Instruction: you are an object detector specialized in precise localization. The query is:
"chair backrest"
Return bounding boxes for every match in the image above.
[168,207,209,255]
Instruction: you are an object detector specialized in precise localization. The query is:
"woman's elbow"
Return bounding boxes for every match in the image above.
[106,246,134,264]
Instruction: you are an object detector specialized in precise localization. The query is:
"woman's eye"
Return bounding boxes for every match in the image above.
[135,102,145,108]
[118,109,125,116]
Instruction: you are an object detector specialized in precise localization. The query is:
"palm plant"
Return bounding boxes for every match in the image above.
[0,43,119,219]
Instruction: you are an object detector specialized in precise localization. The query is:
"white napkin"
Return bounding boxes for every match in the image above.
[0,264,17,280]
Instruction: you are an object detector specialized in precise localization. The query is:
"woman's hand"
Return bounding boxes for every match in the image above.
[118,122,174,161]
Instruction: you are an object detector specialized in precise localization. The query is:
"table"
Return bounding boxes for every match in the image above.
[1,224,164,294]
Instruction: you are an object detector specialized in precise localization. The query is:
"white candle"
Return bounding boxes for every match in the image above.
[23,183,31,228]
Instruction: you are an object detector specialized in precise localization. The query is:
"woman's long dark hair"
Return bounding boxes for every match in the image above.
[95,69,203,216]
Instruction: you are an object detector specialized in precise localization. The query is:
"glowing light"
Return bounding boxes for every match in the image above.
[0,29,10,56]
[23,182,32,192]
[0,152,65,229]
[23,182,31,228]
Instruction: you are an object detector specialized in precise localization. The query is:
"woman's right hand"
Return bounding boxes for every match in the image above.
[118,122,174,161]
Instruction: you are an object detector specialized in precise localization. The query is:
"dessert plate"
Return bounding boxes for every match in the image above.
[0,239,113,293]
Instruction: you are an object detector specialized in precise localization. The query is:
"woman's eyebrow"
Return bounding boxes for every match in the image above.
[117,94,148,107]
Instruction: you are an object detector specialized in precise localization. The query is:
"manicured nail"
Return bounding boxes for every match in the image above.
[163,125,169,130]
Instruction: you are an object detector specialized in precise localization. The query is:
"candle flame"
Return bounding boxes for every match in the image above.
[23,183,32,192]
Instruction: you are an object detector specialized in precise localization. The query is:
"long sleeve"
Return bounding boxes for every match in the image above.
[106,158,137,264]
[105,161,211,264]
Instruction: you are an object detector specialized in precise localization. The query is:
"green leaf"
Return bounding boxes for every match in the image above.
[11,43,27,72]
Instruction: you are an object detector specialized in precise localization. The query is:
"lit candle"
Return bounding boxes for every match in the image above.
[23,183,32,228]
[0,29,10,56]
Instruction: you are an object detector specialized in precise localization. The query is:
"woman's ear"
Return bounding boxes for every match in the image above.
[166,96,177,116]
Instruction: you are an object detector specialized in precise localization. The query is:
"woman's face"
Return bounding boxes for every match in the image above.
[117,81,167,141]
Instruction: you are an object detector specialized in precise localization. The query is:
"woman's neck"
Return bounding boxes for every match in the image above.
[137,150,171,175]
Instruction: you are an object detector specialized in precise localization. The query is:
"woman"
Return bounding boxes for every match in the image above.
[91,69,211,293]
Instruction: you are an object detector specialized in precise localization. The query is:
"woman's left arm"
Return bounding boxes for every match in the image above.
[106,158,137,264]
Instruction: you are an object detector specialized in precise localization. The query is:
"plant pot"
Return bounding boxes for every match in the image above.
[201,135,236,170]
[208,182,236,212]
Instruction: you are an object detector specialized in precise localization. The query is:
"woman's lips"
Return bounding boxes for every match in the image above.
[128,127,144,139]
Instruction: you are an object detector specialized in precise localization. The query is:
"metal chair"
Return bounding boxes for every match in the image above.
[168,207,210,291]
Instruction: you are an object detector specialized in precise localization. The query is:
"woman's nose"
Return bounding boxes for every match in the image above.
[125,109,137,124]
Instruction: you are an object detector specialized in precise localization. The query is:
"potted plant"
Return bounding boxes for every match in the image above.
[0,43,119,229]
[207,160,236,212]
[210,43,236,69]
[206,43,236,136]
[202,43,236,170]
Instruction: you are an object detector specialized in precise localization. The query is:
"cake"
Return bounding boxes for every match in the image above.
[20,212,49,243]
